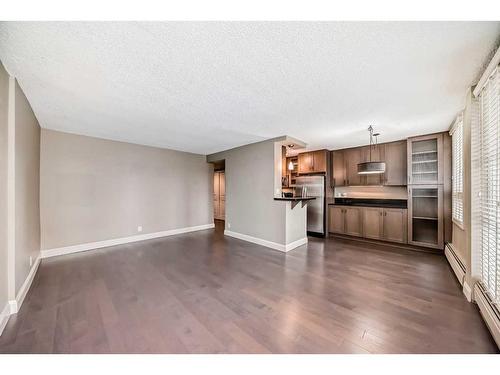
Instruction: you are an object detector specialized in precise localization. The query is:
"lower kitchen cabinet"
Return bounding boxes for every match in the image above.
[329,205,407,244]
[328,206,362,237]
[362,207,383,240]
[344,207,362,237]
[383,208,407,243]
[328,206,345,234]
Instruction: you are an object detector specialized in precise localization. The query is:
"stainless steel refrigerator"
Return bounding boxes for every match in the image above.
[294,175,326,236]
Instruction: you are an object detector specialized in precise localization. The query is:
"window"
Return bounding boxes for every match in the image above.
[472,65,499,305]
[450,114,464,226]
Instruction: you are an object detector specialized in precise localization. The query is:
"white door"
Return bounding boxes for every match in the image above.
[213,172,220,219]
[219,172,225,219]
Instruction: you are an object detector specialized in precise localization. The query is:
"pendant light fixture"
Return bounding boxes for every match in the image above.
[287,144,295,171]
[357,126,386,175]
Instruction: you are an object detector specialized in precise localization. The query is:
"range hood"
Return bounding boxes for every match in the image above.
[357,126,386,175]
[358,161,386,174]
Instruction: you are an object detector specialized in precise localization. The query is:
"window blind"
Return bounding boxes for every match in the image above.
[450,114,464,226]
[472,65,500,305]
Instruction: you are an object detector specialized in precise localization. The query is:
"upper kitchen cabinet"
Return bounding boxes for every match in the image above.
[298,150,328,174]
[312,150,327,172]
[298,152,313,174]
[383,141,407,186]
[407,133,443,185]
[331,150,345,186]
[344,147,363,186]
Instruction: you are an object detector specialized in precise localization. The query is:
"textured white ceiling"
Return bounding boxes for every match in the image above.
[0,22,499,154]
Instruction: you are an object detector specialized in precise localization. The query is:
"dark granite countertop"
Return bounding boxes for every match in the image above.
[274,196,316,201]
[328,198,407,209]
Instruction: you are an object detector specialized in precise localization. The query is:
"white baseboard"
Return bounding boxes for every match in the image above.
[0,302,10,336]
[463,281,472,302]
[445,243,466,286]
[11,254,41,314]
[8,300,16,314]
[224,230,307,253]
[41,223,215,259]
[0,254,41,335]
[285,237,308,252]
[474,283,500,349]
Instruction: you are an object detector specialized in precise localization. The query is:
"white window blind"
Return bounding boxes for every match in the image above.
[450,114,464,226]
[472,65,500,305]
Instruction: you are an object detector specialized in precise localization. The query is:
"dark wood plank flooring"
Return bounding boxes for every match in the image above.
[0,221,497,353]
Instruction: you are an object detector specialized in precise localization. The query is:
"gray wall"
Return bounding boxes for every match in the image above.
[207,139,287,245]
[14,80,41,295]
[40,129,213,250]
[0,63,8,310]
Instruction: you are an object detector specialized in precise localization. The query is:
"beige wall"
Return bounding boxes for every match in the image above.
[40,129,213,250]
[207,137,307,247]
[0,63,8,310]
[207,139,288,245]
[13,80,41,295]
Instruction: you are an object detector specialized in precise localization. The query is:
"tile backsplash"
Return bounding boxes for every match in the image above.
[334,186,407,199]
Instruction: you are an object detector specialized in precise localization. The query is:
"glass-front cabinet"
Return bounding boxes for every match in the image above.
[407,133,443,185]
[408,185,443,249]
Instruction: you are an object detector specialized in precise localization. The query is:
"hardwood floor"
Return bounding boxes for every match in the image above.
[0,220,497,353]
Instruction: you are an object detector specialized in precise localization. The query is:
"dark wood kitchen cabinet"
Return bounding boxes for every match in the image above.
[312,150,327,172]
[330,205,408,244]
[344,207,363,237]
[328,206,345,234]
[298,150,327,174]
[330,141,407,187]
[344,147,363,186]
[298,152,313,174]
[407,133,443,185]
[361,207,407,243]
[328,205,362,237]
[408,185,443,249]
[362,207,383,240]
[383,141,407,186]
[383,208,407,243]
[331,150,345,186]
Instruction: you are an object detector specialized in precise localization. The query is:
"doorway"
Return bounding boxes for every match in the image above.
[213,161,225,221]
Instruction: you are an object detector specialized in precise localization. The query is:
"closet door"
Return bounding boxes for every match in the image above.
[219,172,225,219]
[213,172,220,219]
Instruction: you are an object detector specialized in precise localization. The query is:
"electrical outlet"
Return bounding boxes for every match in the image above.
[227,223,231,229]
[137,226,143,232]
[29,256,33,267]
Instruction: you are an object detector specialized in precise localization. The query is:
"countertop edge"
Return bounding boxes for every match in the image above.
[274,197,316,201]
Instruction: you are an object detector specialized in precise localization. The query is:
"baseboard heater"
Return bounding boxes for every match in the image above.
[474,283,500,348]
[445,243,466,285]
